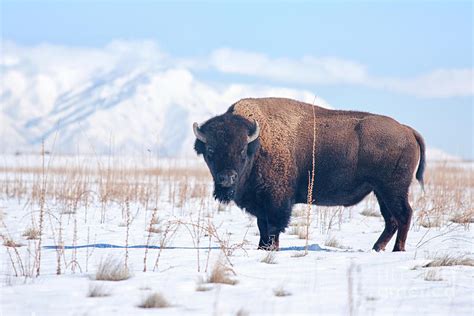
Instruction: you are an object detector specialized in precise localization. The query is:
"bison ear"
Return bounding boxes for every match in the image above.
[194,139,205,155]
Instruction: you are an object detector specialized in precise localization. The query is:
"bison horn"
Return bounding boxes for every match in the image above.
[248,121,260,143]
[193,122,207,143]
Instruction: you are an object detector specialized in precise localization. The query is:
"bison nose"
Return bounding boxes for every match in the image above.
[217,170,237,187]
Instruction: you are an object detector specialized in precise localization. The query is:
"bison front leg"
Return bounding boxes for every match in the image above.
[257,216,270,249]
[257,217,279,250]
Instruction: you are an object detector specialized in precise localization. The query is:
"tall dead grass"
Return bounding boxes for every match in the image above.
[411,162,473,230]
[1,153,472,281]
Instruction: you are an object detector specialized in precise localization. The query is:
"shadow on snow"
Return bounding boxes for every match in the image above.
[42,243,353,252]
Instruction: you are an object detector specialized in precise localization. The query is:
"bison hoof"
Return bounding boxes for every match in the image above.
[372,245,385,252]
[258,240,279,251]
[258,244,279,251]
[392,247,406,252]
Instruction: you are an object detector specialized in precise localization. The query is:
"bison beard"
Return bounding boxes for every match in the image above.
[193,97,425,252]
[213,186,235,204]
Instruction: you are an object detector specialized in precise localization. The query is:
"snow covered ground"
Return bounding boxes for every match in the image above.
[0,155,473,315]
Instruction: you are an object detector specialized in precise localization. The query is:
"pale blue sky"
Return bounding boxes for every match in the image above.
[2,0,473,158]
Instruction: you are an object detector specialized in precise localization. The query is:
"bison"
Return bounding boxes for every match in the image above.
[193,97,425,252]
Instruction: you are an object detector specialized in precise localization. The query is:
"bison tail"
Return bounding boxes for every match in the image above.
[410,127,426,191]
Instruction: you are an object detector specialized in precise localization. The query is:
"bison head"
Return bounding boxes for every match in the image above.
[193,113,260,203]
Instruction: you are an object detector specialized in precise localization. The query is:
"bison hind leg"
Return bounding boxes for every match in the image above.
[373,189,413,252]
[372,192,398,252]
[391,198,413,252]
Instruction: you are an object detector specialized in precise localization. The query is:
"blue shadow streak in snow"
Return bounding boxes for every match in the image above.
[43,243,328,251]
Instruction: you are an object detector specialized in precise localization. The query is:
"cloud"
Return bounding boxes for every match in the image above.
[210,48,369,85]
[203,48,473,98]
[372,68,474,98]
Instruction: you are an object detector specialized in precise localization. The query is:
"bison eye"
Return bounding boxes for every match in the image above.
[240,148,246,161]
[206,147,215,159]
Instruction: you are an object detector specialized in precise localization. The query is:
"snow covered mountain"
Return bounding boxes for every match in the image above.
[0,41,461,161]
[0,41,322,156]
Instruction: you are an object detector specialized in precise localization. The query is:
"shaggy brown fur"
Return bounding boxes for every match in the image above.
[194,97,425,251]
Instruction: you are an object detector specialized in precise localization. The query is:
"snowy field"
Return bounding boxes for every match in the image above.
[0,154,473,315]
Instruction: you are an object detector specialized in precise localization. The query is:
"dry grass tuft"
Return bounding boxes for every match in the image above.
[138,292,170,309]
[273,286,291,297]
[360,209,381,217]
[324,236,344,248]
[87,283,111,297]
[3,238,23,248]
[260,251,277,264]
[450,212,474,224]
[423,254,474,268]
[146,226,162,234]
[95,257,131,281]
[424,269,443,281]
[291,251,307,258]
[207,261,237,285]
[22,227,40,240]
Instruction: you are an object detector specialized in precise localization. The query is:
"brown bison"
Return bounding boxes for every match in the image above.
[193,97,425,252]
